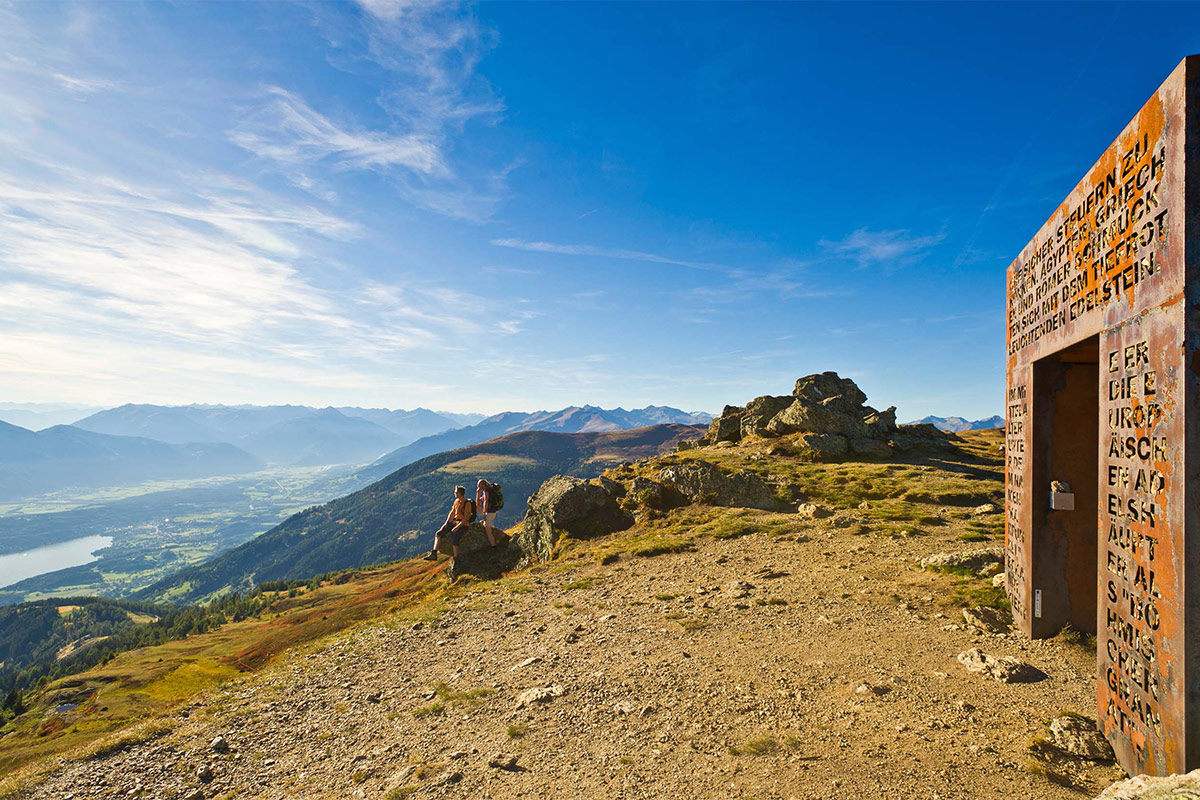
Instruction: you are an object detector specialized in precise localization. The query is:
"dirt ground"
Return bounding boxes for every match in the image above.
[23,453,1125,800]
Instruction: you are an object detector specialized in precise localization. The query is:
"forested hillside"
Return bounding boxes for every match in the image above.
[137,424,701,603]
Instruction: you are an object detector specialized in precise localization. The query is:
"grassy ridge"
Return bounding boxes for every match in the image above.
[135,425,699,605]
[0,429,1007,789]
[0,558,452,781]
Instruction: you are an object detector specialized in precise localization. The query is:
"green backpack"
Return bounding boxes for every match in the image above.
[486,481,505,511]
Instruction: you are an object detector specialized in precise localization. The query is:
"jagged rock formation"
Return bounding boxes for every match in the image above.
[683,371,952,459]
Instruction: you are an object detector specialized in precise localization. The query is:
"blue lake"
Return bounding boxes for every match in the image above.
[0,534,112,589]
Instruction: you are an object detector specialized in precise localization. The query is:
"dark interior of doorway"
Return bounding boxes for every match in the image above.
[1033,334,1099,635]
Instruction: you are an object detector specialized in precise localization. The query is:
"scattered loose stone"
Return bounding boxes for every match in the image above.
[433,770,463,786]
[977,562,1002,578]
[722,580,754,599]
[210,735,229,754]
[1050,714,1115,761]
[511,657,542,671]
[957,647,1045,683]
[487,753,520,771]
[961,606,1010,634]
[515,685,564,709]
[920,547,1003,572]
[796,502,832,519]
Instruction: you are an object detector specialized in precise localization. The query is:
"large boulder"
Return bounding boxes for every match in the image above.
[433,522,498,557]
[656,461,783,510]
[517,476,632,562]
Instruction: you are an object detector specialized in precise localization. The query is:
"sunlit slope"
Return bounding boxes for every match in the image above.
[137,424,700,604]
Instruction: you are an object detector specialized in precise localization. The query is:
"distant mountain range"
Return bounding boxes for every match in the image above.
[904,415,1004,433]
[359,405,713,483]
[138,423,702,603]
[0,421,262,501]
[71,404,463,467]
[0,404,105,431]
[0,402,712,501]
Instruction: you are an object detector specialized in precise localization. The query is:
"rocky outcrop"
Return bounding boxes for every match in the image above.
[656,462,783,510]
[517,476,633,562]
[694,371,952,458]
[1097,770,1200,798]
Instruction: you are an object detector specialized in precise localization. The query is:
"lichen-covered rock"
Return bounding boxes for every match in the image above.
[766,400,869,438]
[957,647,1045,683]
[706,406,745,443]
[1096,769,1200,798]
[849,438,892,458]
[796,433,848,459]
[433,522,500,557]
[656,461,782,510]
[793,371,868,409]
[796,502,832,519]
[1049,714,1114,761]
[517,476,631,562]
[961,605,1010,633]
[693,372,951,460]
[740,395,794,438]
[627,476,672,509]
[920,547,1003,572]
[863,406,898,436]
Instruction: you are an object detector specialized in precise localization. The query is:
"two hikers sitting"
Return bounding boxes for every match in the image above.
[424,479,502,563]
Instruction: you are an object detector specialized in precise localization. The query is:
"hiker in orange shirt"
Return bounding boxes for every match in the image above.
[424,485,473,564]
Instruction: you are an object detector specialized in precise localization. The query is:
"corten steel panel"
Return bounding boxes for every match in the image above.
[1004,56,1194,775]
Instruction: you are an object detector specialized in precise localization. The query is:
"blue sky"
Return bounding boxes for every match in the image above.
[1,1,1196,419]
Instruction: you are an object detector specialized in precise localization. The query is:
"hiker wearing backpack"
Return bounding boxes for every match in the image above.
[476,478,505,547]
[424,485,475,564]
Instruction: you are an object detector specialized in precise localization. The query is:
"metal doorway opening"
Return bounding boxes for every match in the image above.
[1031,334,1100,637]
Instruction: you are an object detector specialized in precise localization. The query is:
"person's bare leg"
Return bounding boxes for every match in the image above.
[485,516,496,547]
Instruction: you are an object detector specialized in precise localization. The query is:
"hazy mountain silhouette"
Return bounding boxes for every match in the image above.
[72,403,468,466]
[904,415,1004,433]
[0,420,262,500]
[358,405,711,483]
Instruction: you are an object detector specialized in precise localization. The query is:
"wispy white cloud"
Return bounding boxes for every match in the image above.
[244,0,509,221]
[51,72,116,95]
[229,86,447,176]
[490,237,724,271]
[819,227,945,268]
